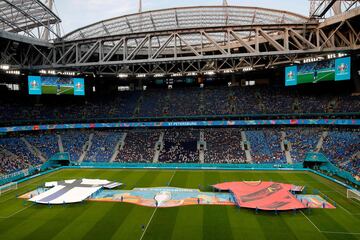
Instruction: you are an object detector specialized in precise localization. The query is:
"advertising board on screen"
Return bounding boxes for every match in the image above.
[284,57,351,86]
[28,76,85,96]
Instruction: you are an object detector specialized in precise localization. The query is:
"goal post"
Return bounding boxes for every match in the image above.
[0,182,18,196]
[347,189,360,201]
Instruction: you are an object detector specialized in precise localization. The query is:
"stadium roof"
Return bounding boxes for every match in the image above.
[63,6,309,41]
[0,0,61,38]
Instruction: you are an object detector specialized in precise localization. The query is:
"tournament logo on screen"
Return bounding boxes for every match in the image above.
[287,71,295,80]
[76,82,82,89]
[28,76,42,95]
[31,80,38,87]
[337,63,347,73]
[335,57,351,81]
[285,66,298,86]
[74,78,85,96]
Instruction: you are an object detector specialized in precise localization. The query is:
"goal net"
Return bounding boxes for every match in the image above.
[0,182,17,196]
[347,189,360,201]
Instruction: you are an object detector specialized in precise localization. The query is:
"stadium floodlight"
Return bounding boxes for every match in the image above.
[62,71,76,76]
[187,72,197,76]
[303,57,324,63]
[0,64,10,70]
[223,69,234,73]
[171,73,182,77]
[338,53,347,58]
[204,71,215,75]
[118,73,129,78]
[136,74,146,78]
[243,67,253,72]
[154,73,165,77]
[6,70,20,75]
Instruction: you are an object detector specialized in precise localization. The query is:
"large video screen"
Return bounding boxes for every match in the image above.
[285,57,351,86]
[28,76,85,96]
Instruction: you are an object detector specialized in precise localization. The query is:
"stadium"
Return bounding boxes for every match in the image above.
[0,0,359,239]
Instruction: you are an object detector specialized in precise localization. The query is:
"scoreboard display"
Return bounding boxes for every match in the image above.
[28,76,85,96]
[285,57,351,86]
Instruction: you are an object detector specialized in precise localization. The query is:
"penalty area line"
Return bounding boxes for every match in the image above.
[300,210,360,235]
[300,210,321,232]
[321,231,360,235]
[168,171,176,186]
[0,203,34,219]
[318,191,355,215]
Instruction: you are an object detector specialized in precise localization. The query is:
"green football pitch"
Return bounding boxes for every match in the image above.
[41,85,74,95]
[297,71,335,84]
[0,169,359,240]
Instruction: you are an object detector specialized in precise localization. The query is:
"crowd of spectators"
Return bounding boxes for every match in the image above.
[137,90,168,117]
[0,128,358,175]
[0,149,31,174]
[260,88,296,114]
[1,87,358,124]
[61,131,89,161]
[335,95,360,113]
[286,129,321,163]
[322,130,360,176]
[263,130,287,163]
[297,95,332,113]
[201,88,231,115]
[0,137,42,174]
[26,134,59,159]
[204,128,246,163]
[167,89,202,116]
[115,130,159,163]
[246,131,274,163]
[159,130,199,163]
[246,130,287,163]
[85,131,122,162]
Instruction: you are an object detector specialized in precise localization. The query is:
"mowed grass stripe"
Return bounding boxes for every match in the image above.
[6,170,103,240]
[0,169,359,240]
[141,171,185,240]
[219,171,266,240]
[51,170,153,240]
[0,169,89,239]
[81,170,172,240]
[203,171,234,240]
[307,173,360,217]
[271,172,329,240]
[246,172,300,240]
[279,172,360,239]
[170,171,205,240]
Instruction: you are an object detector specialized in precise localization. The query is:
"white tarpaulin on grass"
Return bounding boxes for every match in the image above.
[29,179,115,205]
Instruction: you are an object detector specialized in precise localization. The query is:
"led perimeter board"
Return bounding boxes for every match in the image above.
[285,57,351,86]
[28,76,85,96]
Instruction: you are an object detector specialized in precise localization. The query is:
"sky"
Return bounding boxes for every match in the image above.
[54,0,310,35]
